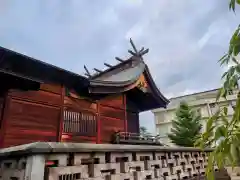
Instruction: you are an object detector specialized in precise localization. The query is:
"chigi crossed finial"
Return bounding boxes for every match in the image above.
[83,38,149,78]
[128,38,149,57]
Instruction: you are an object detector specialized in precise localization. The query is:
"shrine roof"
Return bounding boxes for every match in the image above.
[0,38,169,111]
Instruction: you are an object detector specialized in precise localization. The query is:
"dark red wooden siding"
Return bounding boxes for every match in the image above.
[3,98,60,148]
[1,84,62,148]
[99,94,125,143]
[0,84,141,147]
[62,94,97,143]
[126,98,140,134]
[0,98,4,126]
[127,111,139,133]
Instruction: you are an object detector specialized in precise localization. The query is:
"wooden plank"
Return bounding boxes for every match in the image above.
[0,97,4,125]
[126,96,139,112]
[99,94,124,109]
[97,101,100,144]
[40,83,62,94]
[8,89,61,107]
[58,86,65,142]
[99,105,125,120]
[0,95,10,148]
[61,133,96,143]
[64,97,97,112]
[127,111,139,134]
[100,116,124,142]
[3,98,60,148]
[123,94,127,132]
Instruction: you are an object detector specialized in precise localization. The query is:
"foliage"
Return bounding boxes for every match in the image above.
[168,101,202,147]
[195,1,240,180]
[139,126,151,136]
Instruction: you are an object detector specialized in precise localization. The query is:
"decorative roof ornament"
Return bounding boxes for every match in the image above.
[128,38,149,57]
[104,63,113,68]
[83,38,150,78]
[84,65,92,77]
[115,57,125,62]
[93,68,102,73]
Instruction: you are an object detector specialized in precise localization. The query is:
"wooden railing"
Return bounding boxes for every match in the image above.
[63,110,97,136]
[112,131,164,145]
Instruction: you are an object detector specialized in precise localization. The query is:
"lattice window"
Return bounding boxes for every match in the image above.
[63,110,97,136]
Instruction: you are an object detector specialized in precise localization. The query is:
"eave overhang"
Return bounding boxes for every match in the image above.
[88,57,169,110]
[0,46,89,92]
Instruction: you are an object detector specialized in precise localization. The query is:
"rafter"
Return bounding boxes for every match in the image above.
[115,57,125,63]
[84,73,91,77]
[104,63,112,68]
[93,68,102,73]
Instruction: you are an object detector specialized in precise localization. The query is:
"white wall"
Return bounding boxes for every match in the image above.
[153,89,238,146]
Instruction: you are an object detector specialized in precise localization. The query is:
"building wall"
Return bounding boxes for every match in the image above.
[1,84,63,148]
[0,83,141,148]
[152,88,238,146]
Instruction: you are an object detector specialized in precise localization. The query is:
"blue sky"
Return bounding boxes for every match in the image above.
[0,0,239,133]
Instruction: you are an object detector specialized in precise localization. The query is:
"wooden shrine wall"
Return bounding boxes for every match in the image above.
[63,90,126,144]
[62,91,140,144]
[0,97,4,126]
[0,83,141,148]
[99,95,126,143]
[0,84,63,148]
[126,98,140,134]
[62,91,97,143]
[0,97,4,146]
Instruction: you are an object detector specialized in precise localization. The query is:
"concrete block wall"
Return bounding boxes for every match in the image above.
[0,142,216,180]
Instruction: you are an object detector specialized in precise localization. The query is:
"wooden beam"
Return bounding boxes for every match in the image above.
[93,68,102,73]
[139,47,144,53]
[84,65,91,77]
[115,57,124,63]
[130,38,138,53]
[128,50,137,56]
[139,48,149,56]
[58,85,65,142]
[104,63,112,68]
[84,73,91,77]
[97,101,101,144]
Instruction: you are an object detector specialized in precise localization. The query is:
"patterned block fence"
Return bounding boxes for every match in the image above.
[0,142,216,180]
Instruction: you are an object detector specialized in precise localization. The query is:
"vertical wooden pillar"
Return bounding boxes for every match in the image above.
[0,95,10,148]
[58,85,65,142]
[96,101,101,144]
[124,94,128,132]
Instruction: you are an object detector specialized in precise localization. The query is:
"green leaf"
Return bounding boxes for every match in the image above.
[206,113,217,132]
[214,126,227,141]
[206,152,215,180]
[220,113,229,126]
[236,64,240,74]
[216,88,227,100]
[228,66,235,78]
[230,27,240,50]
[223,106,228,116]
[234,43,240,56]
[232,56,239,64]
[219,54,230,66]
[229,0,236,12]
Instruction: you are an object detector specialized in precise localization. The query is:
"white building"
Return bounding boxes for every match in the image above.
[152,88,238,146]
